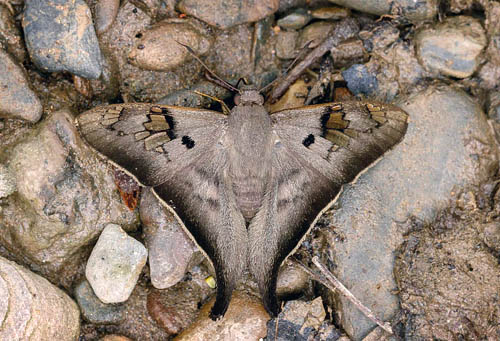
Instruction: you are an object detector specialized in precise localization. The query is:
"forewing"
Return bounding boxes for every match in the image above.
[249,101,409,315]
[78,103,246,319]
[77,103,227,186]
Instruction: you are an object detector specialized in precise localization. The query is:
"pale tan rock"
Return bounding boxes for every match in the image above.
[175,291,269,341]
[0,256,80,340]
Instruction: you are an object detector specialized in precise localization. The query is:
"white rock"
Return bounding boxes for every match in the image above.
[86,224,147,303]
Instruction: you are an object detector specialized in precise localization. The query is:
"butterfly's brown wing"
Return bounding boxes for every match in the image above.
[77,104,247,319]
[249,101,409,315]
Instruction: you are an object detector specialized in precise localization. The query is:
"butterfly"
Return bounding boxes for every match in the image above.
[76,84,408,320]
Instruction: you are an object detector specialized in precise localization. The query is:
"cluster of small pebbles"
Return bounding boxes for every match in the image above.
[0,0,499,340]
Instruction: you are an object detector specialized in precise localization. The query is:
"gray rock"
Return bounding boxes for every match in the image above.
[277,8,311,30]
[74,279,125,324]
[23,0,103,79]
[416,16,487,79]
[275,30,299,60]
[86,223,147,303]
[266,297,327,340]
[488,91,500,121]
[177,0,279,29]
[298,21,335,49]
[0,164,15,198]
[128,19,212,72]
[0,49,42,122]
[327,86,497,340]
[95,0,120,35]
[0,256,80,340]
[341,64,378,96]
[140,188,200,289]
[0,4,27,62]
[3,109,138,281]
[328,0,438,21]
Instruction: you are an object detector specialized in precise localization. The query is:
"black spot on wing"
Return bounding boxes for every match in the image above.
[182,135,195,149]
[302,134,315,147]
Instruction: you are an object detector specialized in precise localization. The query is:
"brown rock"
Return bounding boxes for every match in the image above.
[178,0,279,29]
[128,19,212,71]
[175,291,269,340]
[95,0,120,34]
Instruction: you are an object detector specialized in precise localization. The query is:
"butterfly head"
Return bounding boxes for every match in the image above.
[234,85,264,106]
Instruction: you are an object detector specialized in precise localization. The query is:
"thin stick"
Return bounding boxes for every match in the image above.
[175,41,240,93]
[193,90,230,115]
[310,256,393,334]
[269,18,359,102]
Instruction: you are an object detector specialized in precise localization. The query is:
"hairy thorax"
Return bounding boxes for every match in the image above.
[227,103,273,222]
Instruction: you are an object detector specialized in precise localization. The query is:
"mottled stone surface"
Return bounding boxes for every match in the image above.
[416,16,487,79]
[327,86,497,340]
[178,0,279,29]
[0,4,27,62]
[94,0,120,34]
[128,19,212,72]
[0,256,80,340]
[75,279,125,324]
[2,109,138,282]
[86,224,147,303]
[277,8,311,30]
[342,64,378,96]
[23,0,103,78]
[0,164,15,198]
[0,49,42,122]
[140,188,200,289]
[175,291,269,340]
[328,0,438,21]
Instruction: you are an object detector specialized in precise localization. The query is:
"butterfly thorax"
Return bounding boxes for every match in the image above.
[227,95,273,222]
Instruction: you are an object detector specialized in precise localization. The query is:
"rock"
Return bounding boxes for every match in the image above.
[140,188,200,289]
[100,336,133,341]
[326,86,497,340]
[175,291,269,340]
[359,22,400,52]
[478,61,500,90]
[298,21,335,49]
[330,38,366,68]
[158,81,232,108]
[0,256,80,340]
[277,8,311,30]
[276,261,310,298]
[3,109,138,283]
[488,91,500,121]
[0,49,42,122]
[86,223,147,303]
[482,222,500,252]
[310,6,351,20]
[95,0,120,34]
[266,297,328,340]
[0,164,15,198]
[98,1,200,102]
[328,0,438,21]
[0,4,27,62]
[74,279,125,324]
[275,30,298,60]
[145,267,214,336]
[416,16,487,79]
[128,19,212,72]
[177,0,279,29]
[341,64,378,96]
[362,326,395,341]
[23,0,103,79]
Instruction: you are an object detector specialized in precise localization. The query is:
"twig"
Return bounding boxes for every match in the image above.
[269,18,360,102]
[310,256,393,334]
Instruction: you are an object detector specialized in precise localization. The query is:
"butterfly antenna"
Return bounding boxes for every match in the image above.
[259,41,313,93]
[175,40,240,93]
